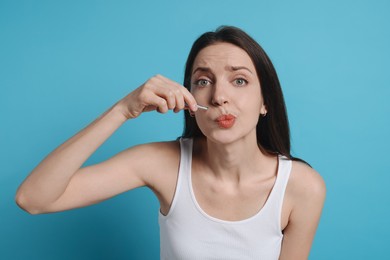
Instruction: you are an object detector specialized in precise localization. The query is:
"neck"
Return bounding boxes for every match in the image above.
[194,133,273,182]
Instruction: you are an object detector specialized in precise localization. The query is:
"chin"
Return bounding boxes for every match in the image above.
[201,129,246,145]
[199,123,258,145]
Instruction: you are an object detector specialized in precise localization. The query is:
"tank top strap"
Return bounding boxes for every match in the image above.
[160,138,192,218]
[261,155,292,231]
[178,137,193,182]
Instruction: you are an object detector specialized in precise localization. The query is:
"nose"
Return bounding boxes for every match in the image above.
[211,81,228,106]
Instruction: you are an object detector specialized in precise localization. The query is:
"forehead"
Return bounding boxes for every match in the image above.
[192,42,255,70]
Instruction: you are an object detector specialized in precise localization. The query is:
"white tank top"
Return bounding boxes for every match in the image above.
[159,138,292,260]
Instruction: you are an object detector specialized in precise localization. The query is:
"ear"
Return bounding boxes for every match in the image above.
[260,104,267,116]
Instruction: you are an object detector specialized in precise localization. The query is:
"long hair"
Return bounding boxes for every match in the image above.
[182,26,303,162]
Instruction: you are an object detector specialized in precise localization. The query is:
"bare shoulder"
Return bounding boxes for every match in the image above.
[288,160,326,202]
[279,160,326,258]
[127,140,181,213]
[126,140,180,175]
[127,140,181,186]
[128,140,180,159]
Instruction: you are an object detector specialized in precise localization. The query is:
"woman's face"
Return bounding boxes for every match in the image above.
[190,42,267,144]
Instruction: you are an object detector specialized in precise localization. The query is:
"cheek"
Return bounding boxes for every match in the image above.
[240,89,263,112]
[241,104,261,127]
[194,114,209,135]
[254,88,264,113]
[191,88,209,102]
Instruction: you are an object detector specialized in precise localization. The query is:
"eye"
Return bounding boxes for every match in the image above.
[193,79,211,87]
[234,78,248,86]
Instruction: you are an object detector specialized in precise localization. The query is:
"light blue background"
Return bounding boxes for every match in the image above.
[1,0,389,259]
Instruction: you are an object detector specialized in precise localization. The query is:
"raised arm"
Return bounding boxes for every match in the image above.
[15,75,197,214]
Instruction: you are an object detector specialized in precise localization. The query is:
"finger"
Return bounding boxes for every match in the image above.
[181,87,198,111]
[158,76,198,111]
[143,94,169,113]
[151,76,186,111]
[151,84,177,110]
[144,76,175,111]
[167,88,178,110]
[173,88,185,113]
[155,76,183,110]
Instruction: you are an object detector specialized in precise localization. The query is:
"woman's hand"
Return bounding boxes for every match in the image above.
[117,75,198,120]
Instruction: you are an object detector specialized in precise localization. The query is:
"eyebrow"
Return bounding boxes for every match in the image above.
[192,66,253,75]
[229,66,253,74]
[192,67,211,75]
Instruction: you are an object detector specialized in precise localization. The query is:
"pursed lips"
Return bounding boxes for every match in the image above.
[215,114,236,129]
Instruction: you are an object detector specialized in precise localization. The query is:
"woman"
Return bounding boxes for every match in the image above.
[16,26,326,259]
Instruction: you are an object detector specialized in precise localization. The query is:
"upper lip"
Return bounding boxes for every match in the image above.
[215,114,236,121]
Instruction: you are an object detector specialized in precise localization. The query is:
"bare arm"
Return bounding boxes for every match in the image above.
[279,162,326,260]
[15,75,197,214]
